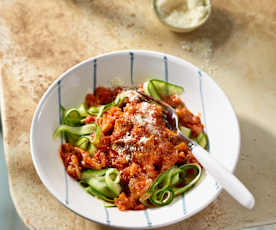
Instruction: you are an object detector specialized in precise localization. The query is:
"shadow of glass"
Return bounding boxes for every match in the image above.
[235,115,276,200]
[68,0,148,26]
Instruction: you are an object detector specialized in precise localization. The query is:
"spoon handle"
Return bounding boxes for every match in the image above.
[190,143,255,209]
[136,90,255,208]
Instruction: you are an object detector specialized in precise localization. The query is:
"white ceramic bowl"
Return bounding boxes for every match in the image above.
[30,50,240,229]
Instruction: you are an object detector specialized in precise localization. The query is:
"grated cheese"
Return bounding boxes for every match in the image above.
[121,132,134,142]
[112,100,164,156]
[138,136,149,144]
[125,154,131,161]
[156,0,210,28]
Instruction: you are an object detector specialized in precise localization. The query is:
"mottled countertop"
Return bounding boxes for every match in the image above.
[0,0,276,229]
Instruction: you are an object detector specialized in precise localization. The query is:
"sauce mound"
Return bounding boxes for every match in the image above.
[60,87,203,210]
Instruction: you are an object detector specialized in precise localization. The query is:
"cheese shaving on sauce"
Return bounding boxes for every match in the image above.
[112,98,163,157]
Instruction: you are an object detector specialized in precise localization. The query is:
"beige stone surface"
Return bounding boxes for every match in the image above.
[0,0,276,229]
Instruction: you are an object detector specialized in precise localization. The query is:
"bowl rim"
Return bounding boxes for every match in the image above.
[30,49,240,229]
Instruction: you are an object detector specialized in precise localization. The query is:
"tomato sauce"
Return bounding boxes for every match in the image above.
[60,87,203,210]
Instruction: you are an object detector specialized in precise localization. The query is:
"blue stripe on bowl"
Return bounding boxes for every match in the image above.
[93,59,97,92]
[198,71,208,135]
[164,56,168,82]
[104,207,111,225]
[215,182,220,190]
[144,209,152,227]
[181,194,187,215]
[130,52,134,85]
[181,192,187,215]
[57,80,69,205]
[92,58,111,224]
[57,81,64,143]
[198,71,220,190]
[198,70,210,152]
